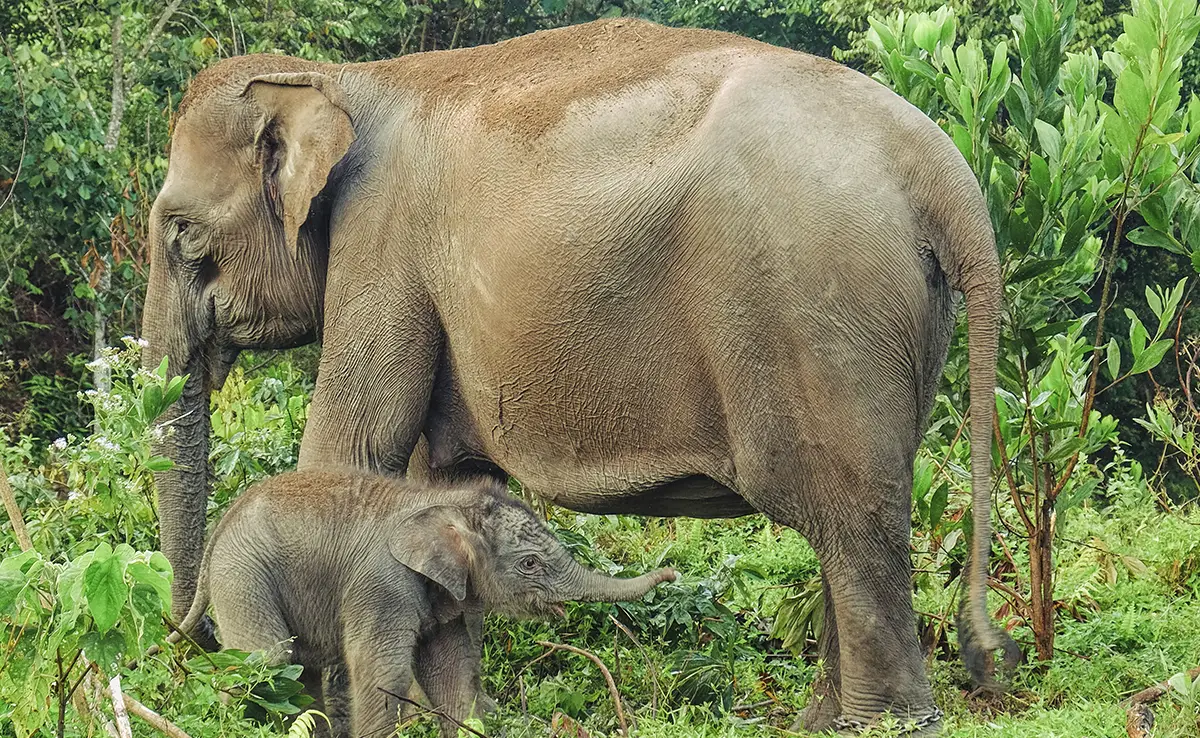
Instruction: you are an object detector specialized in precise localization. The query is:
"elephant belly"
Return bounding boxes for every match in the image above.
[424,333,750,516]
[556,474,756,518]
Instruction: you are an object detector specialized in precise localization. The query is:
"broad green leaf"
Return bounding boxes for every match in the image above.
[1010,257,1066,282]
[1145,284,1164,320]
[80,631,125,671]
[1034,119,1063,163]
[1106,338,1122,380]
[142,383,163,422]
[163,375,187,406]
[1042,436,1088,464]
[1130,339,1174,374]
[144,456,173,472]
[84,551,128,633]
[127,561,172,608]
[1126,310,1150,356]
[1127,226,1183,253]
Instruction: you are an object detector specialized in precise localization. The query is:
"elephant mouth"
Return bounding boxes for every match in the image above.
[549,603,566,618]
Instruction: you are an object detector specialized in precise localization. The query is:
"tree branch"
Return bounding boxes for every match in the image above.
[0,32,29,216]
[0,456,33,552]
[104,681,194,738]
[43,0,100,125]
[108,676,133,738]
[536,641,628,735]
[103,14,125,152]
[135,0,188,63]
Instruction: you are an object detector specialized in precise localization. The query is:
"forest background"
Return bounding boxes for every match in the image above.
[4,0,1200,736]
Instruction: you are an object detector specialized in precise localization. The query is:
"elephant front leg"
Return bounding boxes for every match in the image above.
[345,637,417,738]
[297,289,442,474]
[415,613,493,737]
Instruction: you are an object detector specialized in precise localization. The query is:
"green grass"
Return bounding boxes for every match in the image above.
[459,505,1200,738]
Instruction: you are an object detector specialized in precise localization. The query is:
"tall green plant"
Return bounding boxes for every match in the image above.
[870,0,1200,663]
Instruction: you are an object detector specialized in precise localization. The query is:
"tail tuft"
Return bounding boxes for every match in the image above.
[957,600,1023,691]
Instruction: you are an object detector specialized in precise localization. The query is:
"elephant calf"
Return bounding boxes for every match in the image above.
[176,469,676,737]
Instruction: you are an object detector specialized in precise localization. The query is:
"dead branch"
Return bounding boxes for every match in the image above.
[44,0,101,124]
[108,676,133,738]
[1122,665,1200,738]
[135,0,187,62]
[110,688,193,738]
[608,614,660,717]
[1127,666,1200,706]
[0,456,33,551]
[376,688,489,738]
[0,31,29,215]
[1125,703,1153,738]
[537,641,628,736]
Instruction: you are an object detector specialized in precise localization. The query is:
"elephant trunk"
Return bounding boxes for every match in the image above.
[142,263,213,623]
[559,559,677,603]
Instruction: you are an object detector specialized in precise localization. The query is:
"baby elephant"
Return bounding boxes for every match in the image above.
[176,469,676,737]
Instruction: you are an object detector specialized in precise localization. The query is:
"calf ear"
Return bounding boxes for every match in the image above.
[389,507,475,602]
[241,71,355,259]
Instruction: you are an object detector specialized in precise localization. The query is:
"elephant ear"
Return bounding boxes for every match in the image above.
[241,71,355,259]
[388,506,477,602]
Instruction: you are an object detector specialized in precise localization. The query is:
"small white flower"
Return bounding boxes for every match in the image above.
[137,338,149,348]
[53,437,68,450]
[150,425,166,441]
[84,389,98,397]
[94,436,120,452]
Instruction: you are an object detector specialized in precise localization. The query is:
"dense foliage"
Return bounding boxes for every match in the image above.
[4,0,1200,736]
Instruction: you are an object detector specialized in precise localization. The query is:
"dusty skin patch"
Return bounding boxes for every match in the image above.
[356,18,784,138]
[177,19,841,138]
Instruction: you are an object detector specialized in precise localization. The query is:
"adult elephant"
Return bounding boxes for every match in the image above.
[142,17,1016,732]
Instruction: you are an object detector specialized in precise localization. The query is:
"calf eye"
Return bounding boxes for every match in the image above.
[519,555,541,574]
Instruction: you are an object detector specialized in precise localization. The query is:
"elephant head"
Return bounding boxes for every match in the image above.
[143,57,356,617]
[390,487,677,618]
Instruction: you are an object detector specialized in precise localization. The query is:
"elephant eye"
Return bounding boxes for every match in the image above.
[518,555,541,574]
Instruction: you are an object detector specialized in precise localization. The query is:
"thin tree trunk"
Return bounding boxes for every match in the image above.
[103,15,125,152]
[93,10,125,397]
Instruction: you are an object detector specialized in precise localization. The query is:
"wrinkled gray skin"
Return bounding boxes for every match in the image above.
[143,18,1018,733]
[177,469,676,737]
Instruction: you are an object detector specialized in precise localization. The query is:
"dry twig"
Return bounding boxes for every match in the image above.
[105,683,193,738]
[108,676,133,738]
[0,456,33,551]
[377,689,490,738]
[608,614,660,717]
[536,641,628,735]
[0,31,28,216]
[1123,665,1200,738]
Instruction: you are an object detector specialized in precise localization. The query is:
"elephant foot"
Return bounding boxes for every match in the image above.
[475,690,499,715]
[820,707,943,736]
[793,673,841,733]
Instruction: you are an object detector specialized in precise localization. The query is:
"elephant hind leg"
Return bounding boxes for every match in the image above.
[738,431,938,730]
[795,575,841,733]
[210,572,295,664]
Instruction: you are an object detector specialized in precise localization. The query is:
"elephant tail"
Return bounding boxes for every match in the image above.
[922,147,1022,689]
